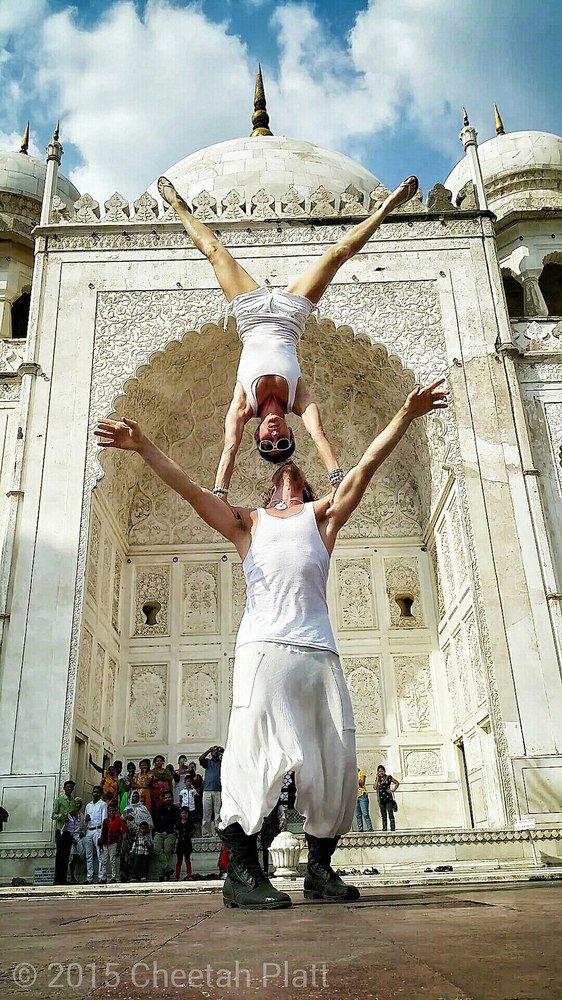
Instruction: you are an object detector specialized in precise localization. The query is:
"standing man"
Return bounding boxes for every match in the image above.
[355,769,373,832]
[199,745,223,837]
[84,785,107,884]
[96,379,447,909]
[153,789,180,881]
[51,779,77,885]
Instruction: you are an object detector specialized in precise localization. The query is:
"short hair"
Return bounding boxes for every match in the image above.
[92,785,102,794]
[63,779,76,788]
[139,821,149,831]
[180,806,189,814]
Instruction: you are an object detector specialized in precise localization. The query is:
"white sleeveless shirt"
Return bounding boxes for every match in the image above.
[236,503,337,653]
[230,287,314,415]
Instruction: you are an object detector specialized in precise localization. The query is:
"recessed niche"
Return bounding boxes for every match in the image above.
[395,594,414,619]
[142,600,162,626]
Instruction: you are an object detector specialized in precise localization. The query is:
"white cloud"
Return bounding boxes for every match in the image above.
[0,128,41,157]
[0,0,46,35]
[7,0,554,203]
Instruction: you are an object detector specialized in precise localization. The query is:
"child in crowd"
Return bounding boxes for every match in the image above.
[174,807,193,881]
[130,821,153,882]
[98,803,128,883]
[179,775,197,821]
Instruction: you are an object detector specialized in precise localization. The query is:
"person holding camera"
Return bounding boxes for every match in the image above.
[374,765,400,831]
[199,745,223,836]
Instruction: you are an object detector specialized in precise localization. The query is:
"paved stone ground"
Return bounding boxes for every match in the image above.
[0,881,559,1000]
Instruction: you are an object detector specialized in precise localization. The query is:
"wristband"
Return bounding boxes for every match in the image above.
[213,487,229,496]
[328,468,344,485]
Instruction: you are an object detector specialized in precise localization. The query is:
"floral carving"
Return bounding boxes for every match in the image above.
[394,655,433,731]
[310,185,337,217]
[127,664,167,742]
[104,657,117,743]
[182,563,219,634]
[100,536,112,615]
[86,512,101,601]
[91,644,105,733]
[112,553,122,632]
[181,662,218,739]
[133,192,159,222]
[134,565,170,636]
[384,557,424,628]
[75,628,92,719]
[403,749,442,777]
[103,192,130,223]
[336,559,375,629]
[341,656,384,733]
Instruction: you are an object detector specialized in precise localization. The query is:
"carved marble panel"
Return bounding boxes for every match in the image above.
[230,562,246,633]
[394,655,433,732]
[452,627,474,720]
[403,748,442,778]
[447,495,468,589]
[384,557,424,629]
[464,611,487,706]
[86,511,101,601]
[112,553,122,632]
[100,536,112,615]
[133,564,170,636]
[75,628,92,720]
[464,732,481,773]
[443,643,461,728]
[104,657,117,743]
[180,661,219,740]
[182,562,219,635]
[127,664,167,742]
[544,402,562,490]
[341,656,384,733]
[335,558,376,630]
[356,749,392,783]
[91,643,105,733]
[436,519,455,608]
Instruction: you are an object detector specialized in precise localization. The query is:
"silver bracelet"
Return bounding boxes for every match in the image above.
[213,487,229,496]
[328,468,344,484]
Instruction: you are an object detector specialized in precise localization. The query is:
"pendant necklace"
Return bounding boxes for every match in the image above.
[272,497,303,511]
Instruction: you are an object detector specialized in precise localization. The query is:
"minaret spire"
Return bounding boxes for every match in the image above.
[20,121,30,155]
[250,64,273,137]
[459,108,489,211]
[494,103,505,136]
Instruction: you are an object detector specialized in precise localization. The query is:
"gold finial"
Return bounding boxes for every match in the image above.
[20,121,30,154]
[53,120,60,142]
[494,103,505,136]
[251,64,273,137]
[462,107,470,127]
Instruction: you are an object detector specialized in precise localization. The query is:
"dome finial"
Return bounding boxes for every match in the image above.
[462,107,470,127]
[53,120,60,142]
[494,103,505,136]
[251,64,273,137]
[20,121,30,154]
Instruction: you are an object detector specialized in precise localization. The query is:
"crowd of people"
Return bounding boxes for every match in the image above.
[51,747,224,885]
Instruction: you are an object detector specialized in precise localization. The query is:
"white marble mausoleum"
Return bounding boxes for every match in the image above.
[1,94,562,881]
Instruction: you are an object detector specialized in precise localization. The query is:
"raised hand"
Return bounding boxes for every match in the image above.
[94,417,145,452]
[404,379,448,419]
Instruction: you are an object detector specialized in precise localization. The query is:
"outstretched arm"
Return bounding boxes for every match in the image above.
[214,383,252,496]
[322,381,448,538]
[293,378,341,478]
[95,418,250,549]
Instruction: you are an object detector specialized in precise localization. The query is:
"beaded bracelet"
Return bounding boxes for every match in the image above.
[213,487,229,496]
[328,468,345,485]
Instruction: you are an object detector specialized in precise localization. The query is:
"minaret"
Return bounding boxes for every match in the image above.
[20,122,30,155]
[250,65,273,137]
[40,121,63,226]
[494,103,505,136]
[459,108,489,211]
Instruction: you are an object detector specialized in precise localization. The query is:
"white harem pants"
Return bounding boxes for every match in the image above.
[219,642,357,838]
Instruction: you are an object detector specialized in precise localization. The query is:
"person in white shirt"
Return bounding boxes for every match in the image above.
[95,379,446,909]
[179,775,197,818]
[84,785,107,884]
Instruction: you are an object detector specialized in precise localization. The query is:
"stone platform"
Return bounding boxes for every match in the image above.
[0,880,561,999]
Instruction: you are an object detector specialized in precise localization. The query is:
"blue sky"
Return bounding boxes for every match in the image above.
[0,0,560,203]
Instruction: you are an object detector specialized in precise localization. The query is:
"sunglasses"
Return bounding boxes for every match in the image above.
[257,436,292,454]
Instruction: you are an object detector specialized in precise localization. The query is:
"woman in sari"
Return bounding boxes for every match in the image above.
[149,755,174,818]
[133,758,152,814]
[101,765,119,806]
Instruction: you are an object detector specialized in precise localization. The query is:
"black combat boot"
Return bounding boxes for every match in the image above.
[304,834,360,902]
[220,823,292,910]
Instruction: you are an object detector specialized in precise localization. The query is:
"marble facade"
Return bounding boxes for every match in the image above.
[0,127,561,880]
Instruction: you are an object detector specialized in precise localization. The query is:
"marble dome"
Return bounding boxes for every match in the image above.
[0,150,80,208]
[150,135,382,210]
[446,130,562,219]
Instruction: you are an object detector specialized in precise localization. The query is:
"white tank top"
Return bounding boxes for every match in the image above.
[236,504,337,653]
[229,287,314,415]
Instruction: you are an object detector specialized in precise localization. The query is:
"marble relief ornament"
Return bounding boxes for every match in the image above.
[384,557,424,628]
[104,657,117,743]
[403,749,442,777]
[112,553,122,632]
[75,628,93,719]
[134,565,170,636]
[341,656,384,733]
[394,655,433,731]
[86,511,101,600]
[181,662,218,740]
[336,559,375,629]
[127,664,167,742]
[182,564,219,634]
